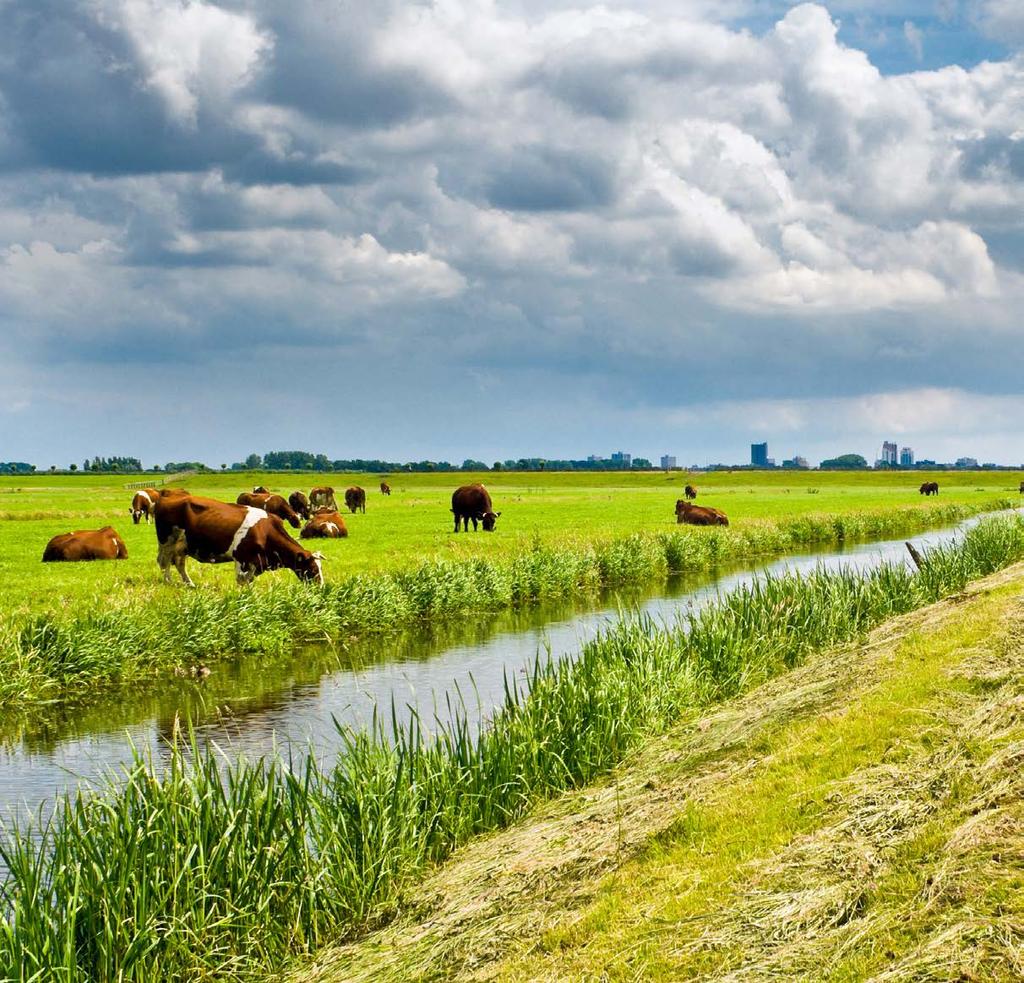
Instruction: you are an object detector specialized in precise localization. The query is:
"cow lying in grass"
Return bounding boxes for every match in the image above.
[675,501,729,526]
[155,495,323,586]
[300,509,348,538]
[43,527,128,561]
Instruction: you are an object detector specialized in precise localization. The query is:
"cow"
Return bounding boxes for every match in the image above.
[301,509,348,539]
[451,483,500,532]
[43,526,128,562]
[236,491,301,529]
[129,487,161,524]
[252,485,270,494]
[310,486,338,511]
[154,494,323,586]
[675,501,729,526]
[345,486,367,514]
[380,481,391,496]
[1019,481,1023,495]
[288,490,311,520]
[919,481,939,496]
[684,484,698,500]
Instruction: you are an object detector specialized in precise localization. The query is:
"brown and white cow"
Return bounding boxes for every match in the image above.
[380,481,391,496]
[684,484,698,500]
[300,509,348,538]
[236,492,301,528]
[288,490,311,520]
[451,484,500,532]
[154,495,323,586]
[43,526,128,561]
[345,486,366,514]
[675,501,729,526]
[310,486,338,511]
[252,485,270,494]
[129,487,161,524]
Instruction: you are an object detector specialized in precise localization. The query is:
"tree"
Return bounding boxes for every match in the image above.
[819,453,868,470]
[70,463,77,472]
[244,453,262,469]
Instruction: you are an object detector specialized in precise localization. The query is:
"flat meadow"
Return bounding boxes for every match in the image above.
[2,467,1020,616]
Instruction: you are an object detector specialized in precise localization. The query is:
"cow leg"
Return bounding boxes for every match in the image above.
[453,515,460,533]
[471,516,478,531]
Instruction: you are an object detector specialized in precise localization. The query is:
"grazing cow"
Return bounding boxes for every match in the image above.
[129,487,161,524]
[1019,481,1024,495]
[154,495,323,586]
[310,486,339,511]
[380,481,391,496]
[43,526,128,562]
[235,492,302,529]
[301,509,348,539]
[288,490,311,520]
[451,483,501,532]
[919,481,940,496]
[675,501,729,526]
[345,486,367,513]
[252,485,270,494]
[684,484,698,500]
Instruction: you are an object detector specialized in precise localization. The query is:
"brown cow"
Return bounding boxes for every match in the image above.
[451,483,500,532]
[345,486,367,513]
[300,509,348,539]
[684,484,698,500]
[919,481,939,496]
[675,501,729,526]
[1019,481,1023,495]
[235,492,301,529]
[380,481,391,496]
[43,526,128,562]
[288,490,311,520]
[310,486,338,511]
[154,495,323,586]
[129,487,161,524]
[252,485,270,494]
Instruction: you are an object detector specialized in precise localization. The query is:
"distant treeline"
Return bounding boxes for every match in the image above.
[232,452,656,472]
[81,456,144,473]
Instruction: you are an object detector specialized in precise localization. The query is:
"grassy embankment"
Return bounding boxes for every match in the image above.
[3,514,1024,981]
[0,470,1017,710]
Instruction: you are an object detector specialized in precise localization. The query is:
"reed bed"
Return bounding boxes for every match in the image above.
[3,515,1024,982]
[0,500,1008,712]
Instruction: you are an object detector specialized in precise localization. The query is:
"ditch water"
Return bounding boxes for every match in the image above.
[0,510,1017,830]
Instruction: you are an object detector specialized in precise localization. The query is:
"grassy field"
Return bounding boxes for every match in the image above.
[296,548,1024,983]
[4,515,1024,981]
[2,468,1020,617]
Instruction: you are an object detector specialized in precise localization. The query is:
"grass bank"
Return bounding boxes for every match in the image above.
[0,498,1009,712]
[4,515,1024,981]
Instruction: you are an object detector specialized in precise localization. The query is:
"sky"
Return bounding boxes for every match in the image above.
[1,0,1022,469]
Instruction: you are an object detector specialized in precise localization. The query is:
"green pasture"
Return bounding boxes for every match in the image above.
[1,468,1020,618]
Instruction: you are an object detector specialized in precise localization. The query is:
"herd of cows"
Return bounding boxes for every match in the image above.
[37,476,997,586]
[40,481,504,586]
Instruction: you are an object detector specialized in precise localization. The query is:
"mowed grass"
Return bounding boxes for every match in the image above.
[2,468,1020,618]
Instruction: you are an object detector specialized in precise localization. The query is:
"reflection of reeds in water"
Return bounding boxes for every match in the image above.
[0,500,1011,715]
[3,515,1024,981]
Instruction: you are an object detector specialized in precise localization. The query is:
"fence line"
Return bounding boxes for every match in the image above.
[124,470,196,491]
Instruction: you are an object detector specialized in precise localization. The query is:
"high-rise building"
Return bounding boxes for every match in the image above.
[881,441,898,465]
[610,451,631,468]
[751,442,768,467]
[899,446,914,467]
[660,455,676,470]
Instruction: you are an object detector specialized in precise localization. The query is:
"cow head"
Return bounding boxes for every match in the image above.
[481,510,501,531]
[130,506,143,524]
[293,550,324,584]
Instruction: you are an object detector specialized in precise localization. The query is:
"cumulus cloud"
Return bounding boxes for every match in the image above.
[0,0,1022,462]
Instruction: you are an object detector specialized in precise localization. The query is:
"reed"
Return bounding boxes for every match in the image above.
[3,515,1023,981]
[0,501,1008,712]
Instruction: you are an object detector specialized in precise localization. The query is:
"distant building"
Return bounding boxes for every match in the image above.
[899,446,914,467]
[610,451,631,468]
[880,441,898,466]
[955,457,979,469]
[660,455,677,470]
[782,456,809,469]
[751,442,769,467]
